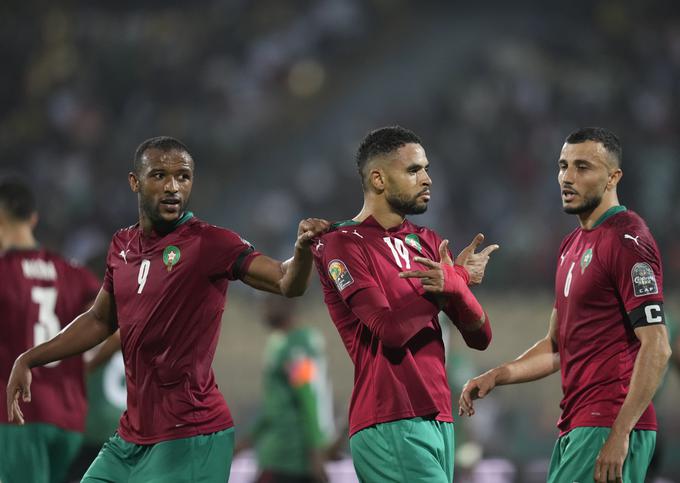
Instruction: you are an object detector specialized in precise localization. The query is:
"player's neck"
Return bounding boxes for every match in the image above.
[3,225,38,250]
[577,195,620,230]
[353,199,406,230]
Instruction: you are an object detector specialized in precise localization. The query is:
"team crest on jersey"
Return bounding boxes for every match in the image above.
[328,259,353,291]
[580,248,593,274]
[631,262,658,297]
[404,234,423,253]
[163,245,181,272]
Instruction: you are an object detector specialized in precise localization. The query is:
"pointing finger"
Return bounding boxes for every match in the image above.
[413,256,438,268]
[439,240,452,265]
[480,244,500,256]
[466,233,484,252]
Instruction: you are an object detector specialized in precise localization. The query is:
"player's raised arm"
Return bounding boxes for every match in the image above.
[6,288,118,424]
[399,236,498,349]
[458,308,560,417]
[241,218,330,297]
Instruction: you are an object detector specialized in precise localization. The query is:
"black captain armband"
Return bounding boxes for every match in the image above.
[233,245,255,279]
[628,302,666,329]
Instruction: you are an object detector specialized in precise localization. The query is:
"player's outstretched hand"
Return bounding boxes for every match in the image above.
[594,430,628,483]
[296,218,331,250]
[458,370,497,417]
[398,240,454,298]
[6,356,32,424]
[454,233,499,285]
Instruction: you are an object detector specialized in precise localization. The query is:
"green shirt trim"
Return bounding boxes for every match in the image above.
[591,205,626,229]
[175,211,194,226]
[331,219,360,229]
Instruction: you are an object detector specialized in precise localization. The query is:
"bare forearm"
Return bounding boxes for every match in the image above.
[611,340,670,435]
[493,338,560,385]
[279,247,314,297]
[21,309,114,368]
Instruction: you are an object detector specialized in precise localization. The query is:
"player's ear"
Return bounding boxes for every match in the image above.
[369,168,385,192]
[128,171,140,193]
[607,168,622,191]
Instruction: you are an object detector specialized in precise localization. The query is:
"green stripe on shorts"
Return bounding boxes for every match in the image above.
[82,428,234,483]
[349,417,454,483]
[548,426,656,483]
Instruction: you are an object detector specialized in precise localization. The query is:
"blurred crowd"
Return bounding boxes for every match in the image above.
[1,0,678,289]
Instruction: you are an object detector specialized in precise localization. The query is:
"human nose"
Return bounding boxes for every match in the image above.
[165,176,179,193]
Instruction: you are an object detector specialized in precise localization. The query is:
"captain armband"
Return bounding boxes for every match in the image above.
[628,302,666,329]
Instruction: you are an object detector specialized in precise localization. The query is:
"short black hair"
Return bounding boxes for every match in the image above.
[565,127,622,166]
[0,177,36,221]
[133,136,192,174]
[356,126,422,189]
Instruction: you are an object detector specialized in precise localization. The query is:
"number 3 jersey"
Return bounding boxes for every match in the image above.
[0,248,100,432]
[554,206,664,435]
[102,213,259,444]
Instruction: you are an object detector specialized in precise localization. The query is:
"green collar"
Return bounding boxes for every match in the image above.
[175,211,194,226]
[591,205,626,229]
[331,219,360,229]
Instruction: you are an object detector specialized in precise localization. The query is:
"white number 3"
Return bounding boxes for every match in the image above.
[137,259,151,294]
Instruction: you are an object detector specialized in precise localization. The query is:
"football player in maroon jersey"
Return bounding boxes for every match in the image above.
[459,127,671,483]
[6,137,329,482]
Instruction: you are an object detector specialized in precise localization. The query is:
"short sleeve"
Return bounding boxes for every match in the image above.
[605,228,663,313]
[321,233,378,302]
[201,226,260,280]
[102,239,116,293]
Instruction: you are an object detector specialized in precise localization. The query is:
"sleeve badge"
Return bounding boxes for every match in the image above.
[328,259,354,291]
[631,262,658,297]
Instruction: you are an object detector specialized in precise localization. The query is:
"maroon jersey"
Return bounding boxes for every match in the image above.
[554,207,663,435]
[0,248,99,432]
[102,214,259,444]
[312,216,453,436]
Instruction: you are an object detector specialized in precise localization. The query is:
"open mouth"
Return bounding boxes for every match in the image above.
[160,199,181,212]
[561,188,577,202]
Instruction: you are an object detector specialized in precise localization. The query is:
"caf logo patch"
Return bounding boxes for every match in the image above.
[631,262,658,297]
[404,234,423,253]
[328,259,353,291]
[163,245,181,272]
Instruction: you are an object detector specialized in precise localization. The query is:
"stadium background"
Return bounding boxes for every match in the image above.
[2,0,679,481]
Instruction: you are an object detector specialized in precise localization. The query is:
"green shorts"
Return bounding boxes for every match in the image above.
[0,422,83,483]
[82,428,235,483]
[349,417,454,483]
[548,426,656,483]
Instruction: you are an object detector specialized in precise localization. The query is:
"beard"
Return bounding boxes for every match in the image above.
[140,193,185,232]
[563,191,602,215]
[386,191,428,215]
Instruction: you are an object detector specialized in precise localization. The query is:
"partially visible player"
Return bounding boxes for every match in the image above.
[312,126,498,482]
[459,127,671,483]
[0,178,101,483]
[237,296,334,483]
[6,136,329,483]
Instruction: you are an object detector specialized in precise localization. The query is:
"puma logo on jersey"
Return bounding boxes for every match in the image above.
[314,239,324,251]
[119,250,130,263]
[352,230,364,239]
[624,234,640,246]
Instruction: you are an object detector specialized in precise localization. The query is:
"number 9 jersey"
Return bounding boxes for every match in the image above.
[554,206,664,435]
[0,247,100,432]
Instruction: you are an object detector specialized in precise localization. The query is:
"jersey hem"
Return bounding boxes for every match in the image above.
[558,420,657,436]
[348,406,452,436]
[117,419,234,445]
